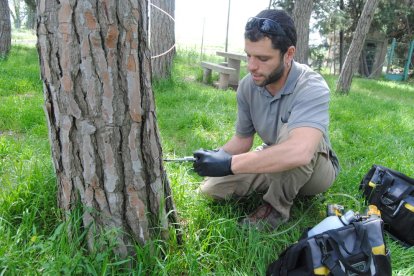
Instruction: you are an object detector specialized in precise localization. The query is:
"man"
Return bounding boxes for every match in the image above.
[193,9,340,231]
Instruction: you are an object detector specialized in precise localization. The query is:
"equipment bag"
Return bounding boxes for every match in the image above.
[266,217,391,276]
[360,164,414,246]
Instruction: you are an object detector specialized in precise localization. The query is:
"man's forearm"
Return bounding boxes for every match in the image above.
[230,141,301,174]
[222,135,253,155]
[230,127,323,174]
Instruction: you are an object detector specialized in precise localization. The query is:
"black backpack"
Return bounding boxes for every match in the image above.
[266,217,391,276]
[360,164,414,246]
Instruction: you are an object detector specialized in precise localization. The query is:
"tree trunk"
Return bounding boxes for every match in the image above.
[336,0,379,93]
[150,0,175,80]
[339,0,344,72]
[292,0,313,65]
[0,0,11,57]
[36,0,178,257]
[339,29,344,71]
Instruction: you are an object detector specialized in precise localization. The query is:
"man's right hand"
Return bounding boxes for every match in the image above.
[193,148,233,177]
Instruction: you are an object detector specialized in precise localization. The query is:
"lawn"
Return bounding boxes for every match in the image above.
[1,44,414,275]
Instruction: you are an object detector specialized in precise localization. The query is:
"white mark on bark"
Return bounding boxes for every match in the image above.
[107,192,123,217]
[128,123,143,183]
[127,53,142,122]
[79,120,96,183]
[60,174,72,210]
[101,129,119,193]
[60,115,73,174]
[126,185,149,243]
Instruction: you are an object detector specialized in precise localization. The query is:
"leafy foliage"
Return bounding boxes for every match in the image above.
[270,0,414,43]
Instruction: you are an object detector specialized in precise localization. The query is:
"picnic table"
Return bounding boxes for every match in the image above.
[216,51,247,87]
[200,61,236,90]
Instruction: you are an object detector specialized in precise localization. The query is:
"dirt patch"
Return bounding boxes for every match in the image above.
[183,76,197,82]
[0,130,15,137]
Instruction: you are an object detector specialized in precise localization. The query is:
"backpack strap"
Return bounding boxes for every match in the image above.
[325,222,373,275]
[316,237,346,276]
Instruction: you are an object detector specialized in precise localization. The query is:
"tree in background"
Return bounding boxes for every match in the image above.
[36,0,178,257]
[270,0,414,75]
[150,0,175,80]
[263,0,413,42]
[0,0,11,57]
[310,0,346,73]
[270,0,341,67]
[8,0,37,30]
[380,0,413,43]
[336,0,380,93]
[23,0,36,29]
[292,0,313,64]
[269,0,294,13]
[9,0,23,29]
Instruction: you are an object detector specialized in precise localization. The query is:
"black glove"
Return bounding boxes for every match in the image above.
[193,148,233,177]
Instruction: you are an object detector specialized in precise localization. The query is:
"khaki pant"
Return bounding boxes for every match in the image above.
[200,125,337,219]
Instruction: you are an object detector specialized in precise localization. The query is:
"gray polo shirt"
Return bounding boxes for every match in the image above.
[236,61,339,171]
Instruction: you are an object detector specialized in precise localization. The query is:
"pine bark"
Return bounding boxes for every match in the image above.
[36,0,178,257]
[336,0,380,93]
[292,0,313,65]
[150,0,175,80]
[0,0,11,57]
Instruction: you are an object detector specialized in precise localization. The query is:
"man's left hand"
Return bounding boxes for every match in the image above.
[193,148,233,177]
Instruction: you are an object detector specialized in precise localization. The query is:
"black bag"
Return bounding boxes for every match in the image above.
[360,164,414,245]
[266,217,391,276]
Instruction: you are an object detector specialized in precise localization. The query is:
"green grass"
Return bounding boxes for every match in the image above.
[1,45,414,274]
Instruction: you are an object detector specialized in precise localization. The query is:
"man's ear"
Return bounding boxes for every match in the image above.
[285,46,296,63]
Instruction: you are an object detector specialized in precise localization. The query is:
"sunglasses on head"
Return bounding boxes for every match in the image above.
[245,17,287,37]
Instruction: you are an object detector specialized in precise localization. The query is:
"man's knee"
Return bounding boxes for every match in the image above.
[199,181,218,199]
[199,177,231,200]
[298,154,336,196]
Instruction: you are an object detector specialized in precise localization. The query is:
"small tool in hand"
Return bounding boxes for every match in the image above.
[163,156,196,162]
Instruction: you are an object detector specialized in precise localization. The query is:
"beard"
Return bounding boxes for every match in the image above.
[253,57,286,87]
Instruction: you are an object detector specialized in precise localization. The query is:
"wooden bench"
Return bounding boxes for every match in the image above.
[216,51,247,86]
[200,61,236,90]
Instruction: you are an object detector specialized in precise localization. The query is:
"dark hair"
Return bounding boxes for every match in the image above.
[244,9,297,54]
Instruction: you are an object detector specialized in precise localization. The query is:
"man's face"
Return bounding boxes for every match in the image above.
[244,37,285,87]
